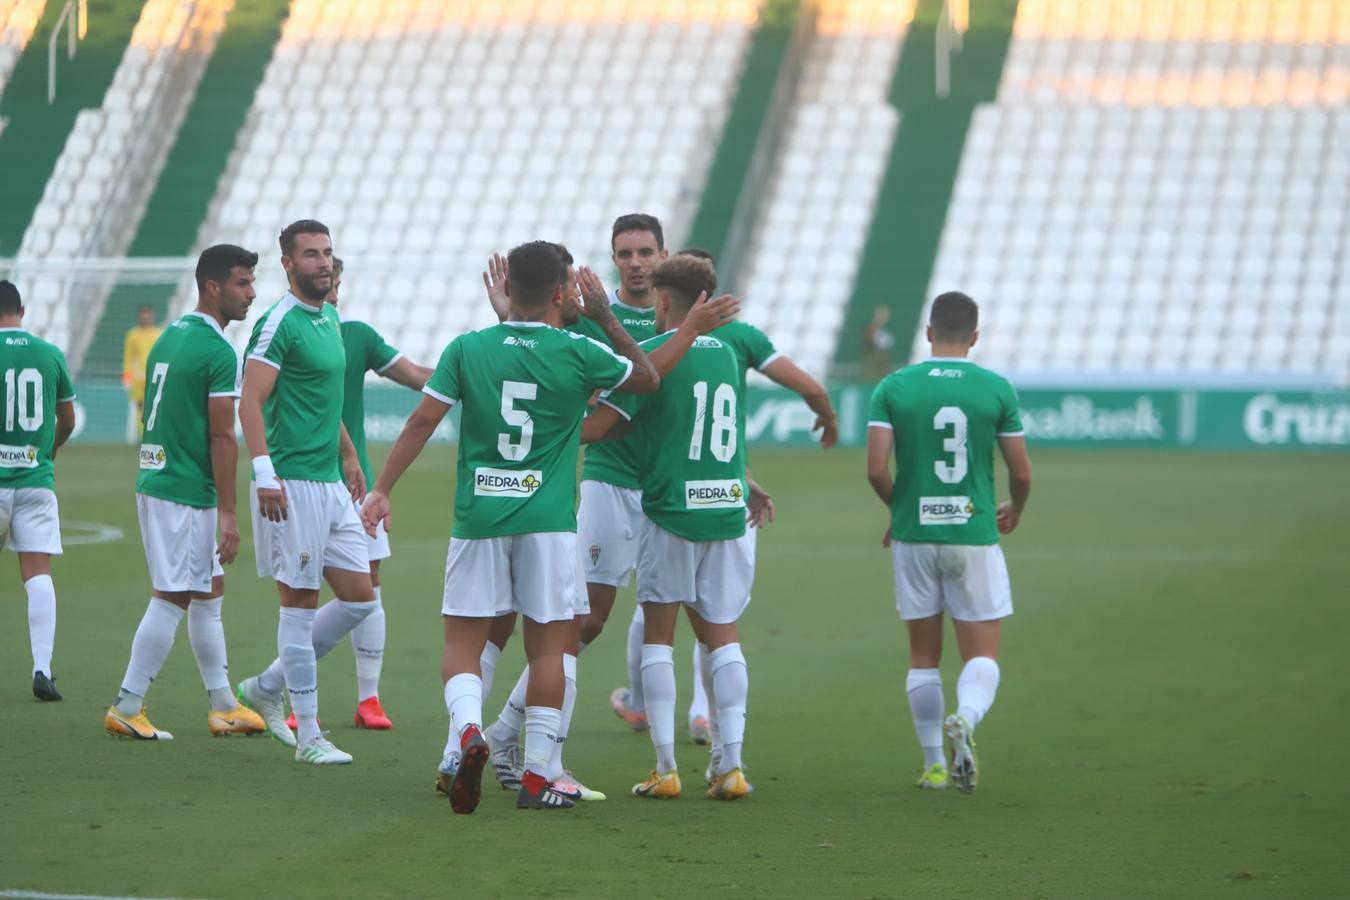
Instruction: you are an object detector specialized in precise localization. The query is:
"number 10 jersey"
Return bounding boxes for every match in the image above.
[868,358,1023,546]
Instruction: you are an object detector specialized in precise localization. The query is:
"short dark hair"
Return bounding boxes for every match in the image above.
[0,280,21,315]
[196,244,259,292]
[278,219,330,256]
[676,247,718,292]
[929,291,979,342]
[611,213,664,250]
[507,241,563,308]
[652,256,716,309]
[332,256,344,275]
[549,243,574,282]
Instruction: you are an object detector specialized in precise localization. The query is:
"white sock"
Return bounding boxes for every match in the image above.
[546,653,577,781]
[641,643,677,772]
[698,642,721,757]
[479,641,501,700]
[689,641,709,724]
[626,605,645,712]
[524,705,562,778]
[956,656,1001,732]
[906,668,946,769]
[487,665,529,746]
[187,597,234,712]
[312,597,377,659]
[351,588,385,702]
[25,574,56,676]
[443,672,482,756]
[116,598,185,715]
[278,607,320,744]
[710,643,748,774]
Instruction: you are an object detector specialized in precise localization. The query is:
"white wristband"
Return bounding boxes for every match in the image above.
[252,455,280,490]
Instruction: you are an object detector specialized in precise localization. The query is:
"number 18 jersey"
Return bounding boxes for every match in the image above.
[868,358,1023,546]
[423,321,632,540]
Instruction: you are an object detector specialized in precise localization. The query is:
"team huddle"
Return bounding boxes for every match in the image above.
[1,211,1030,811]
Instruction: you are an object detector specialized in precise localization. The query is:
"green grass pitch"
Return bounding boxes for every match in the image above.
[1,445,1347,898]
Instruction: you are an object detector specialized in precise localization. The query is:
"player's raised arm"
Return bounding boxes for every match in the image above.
[362,391,452,536]
[643,291,740,376]
[482,252,510,322]
[762,356,839,448]
[996,435,1032,535]
[240,359,287,522]
[208,395,240,564]
[577,266,660,393]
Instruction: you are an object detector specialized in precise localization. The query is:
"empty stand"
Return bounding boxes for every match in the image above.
[184,0,765,366]
[739,0,915,381]
[0,0,45,96]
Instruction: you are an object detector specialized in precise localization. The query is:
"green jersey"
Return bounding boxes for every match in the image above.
[245,293,346,483]
[570,292,656,489]
[0,328,75,490]
[337,313,401,487]
[424,321,633,540]
[603,331,747,543]
[713,320,781,394]
[868,358,1023,546]
[136,313,241,508]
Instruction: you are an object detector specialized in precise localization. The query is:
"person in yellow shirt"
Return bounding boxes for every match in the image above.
[123,305,162,436]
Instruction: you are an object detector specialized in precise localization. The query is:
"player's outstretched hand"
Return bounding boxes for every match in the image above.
[746,479,775,528]
[576,267,615,321]
[996,501,1020,535]
[814,413,839,449]
[881,525,892,548]
[686,292,740,335]
[482,252,509,322]
[216,510,240,564]
[362,491,390,538]
[257,484,288,523]
[344,456,367,504]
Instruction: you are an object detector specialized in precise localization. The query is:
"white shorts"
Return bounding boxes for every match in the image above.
[137,494,224,594]
[251,479,369,591]
[577,480,644,587]
[0,487,62,555]
[891,542,1013,622]
[636,519,755,625]
[442,531,577,624]
[358,501,391,563]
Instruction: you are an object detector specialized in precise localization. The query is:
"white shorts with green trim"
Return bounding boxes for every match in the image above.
[577,480,644,588]
[251,479,368,591]
[891,541,1013,622]
[635,519,755,625]
[356,500,391,563]
[442,531,578,624]
[137,494,223,594]
[0,487,62,555]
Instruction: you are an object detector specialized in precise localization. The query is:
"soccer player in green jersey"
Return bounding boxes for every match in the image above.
[104,245,266,741]
[0,280,76,701]
[866,292,1032,793]
[582,255,764,801]
[363,240,667,813]
[297,256,433,732]
[234,220,378,767]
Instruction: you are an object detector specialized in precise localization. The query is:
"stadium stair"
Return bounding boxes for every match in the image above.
[834,0,1018,378]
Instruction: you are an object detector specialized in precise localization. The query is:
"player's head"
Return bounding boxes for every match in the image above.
[505,241,565,323]
[651,255,716,332]
[550,243,581,326]
[927,291,979,352]
[278,219,333,302]
[195,243,259,324]
[611,213,667,297]
[326,256,344,304]
[137,304,156,327]
[676,247,718,293]
[0,280,23,321]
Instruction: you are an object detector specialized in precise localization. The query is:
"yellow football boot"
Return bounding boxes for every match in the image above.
[208,705,267,736]
[105,706,173,741]
[706,768,750,800]
[631,770,681,799]
[916,763,950,790]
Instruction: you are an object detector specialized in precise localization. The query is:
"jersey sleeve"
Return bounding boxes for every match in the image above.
[208,344,242,398]
[361,323,402,373]
[598,388,646,422]
[247,311,292,369]
[422,338,462,406]
[996,379,1024,437]
[579,335,633,393]
[739,324,781,372]
[867,381,893,430]
[53,347,76,402]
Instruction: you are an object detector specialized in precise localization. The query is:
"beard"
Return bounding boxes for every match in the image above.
[294,271,331,302]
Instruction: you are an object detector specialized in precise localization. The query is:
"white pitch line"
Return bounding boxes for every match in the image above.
[0,891,197,900]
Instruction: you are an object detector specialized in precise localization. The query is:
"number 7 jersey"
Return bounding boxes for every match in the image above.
[868,358,1023,546]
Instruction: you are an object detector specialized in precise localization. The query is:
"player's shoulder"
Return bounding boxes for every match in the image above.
[1,329,66,362]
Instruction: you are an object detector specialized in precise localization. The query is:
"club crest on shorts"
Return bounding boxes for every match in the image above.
[299,552,311,572]
[590,544,601,565]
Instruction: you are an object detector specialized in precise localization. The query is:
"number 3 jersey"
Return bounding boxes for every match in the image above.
[602,331,748,543]
[136,312,242,509]
[0,327,76,490]
[424,321,633,540]
[868,358,1023,546]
